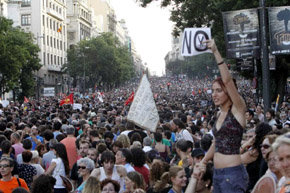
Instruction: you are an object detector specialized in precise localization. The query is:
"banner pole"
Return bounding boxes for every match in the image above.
[259,0,271,111]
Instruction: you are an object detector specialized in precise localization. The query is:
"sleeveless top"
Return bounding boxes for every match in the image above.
[213,107,243,155]
[99,166,125,193]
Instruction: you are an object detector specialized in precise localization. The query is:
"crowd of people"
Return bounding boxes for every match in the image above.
[0,40,289,193]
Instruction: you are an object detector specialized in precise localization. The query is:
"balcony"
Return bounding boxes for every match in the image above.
[47,8,64,21]
[47,65,61,72]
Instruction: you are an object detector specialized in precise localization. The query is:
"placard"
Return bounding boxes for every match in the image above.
[127,75,159,132]
[181,28,212,56]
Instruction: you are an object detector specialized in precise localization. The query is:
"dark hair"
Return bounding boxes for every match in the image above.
[53,143,70,175]
[101,150,115,164]
[30,174,56,193]
[172,119,186,129]
[53,121,62,131]
[164,130,172,140]
[42,129,54,141]
[154,132,162,142]
[120,148,133,163]
[202,162,213,189]
[200,134,213,152]
[104,131,114,140]
[246,109,254,117]
[131,148,146,167]
[176,139,188,152]
[23,139,32,150]
[22,151,33,163]
[130,132,142,145]
[0,157,14,167]
[253,122,272,149]
[12,187,29,193]
[89,130,99,137]
[112,141,123,149]
[1,140,11,154]
[100,178,120,192]
[56,134,66,142]
[266,109,275,118]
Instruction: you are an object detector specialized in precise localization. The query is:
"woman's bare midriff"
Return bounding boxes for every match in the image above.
[214,153,242,168]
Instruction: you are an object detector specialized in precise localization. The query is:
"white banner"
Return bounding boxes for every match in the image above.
[43,87,55,97]
[181,28,212,56]
[73,103,82,110]
[127,75,159,132]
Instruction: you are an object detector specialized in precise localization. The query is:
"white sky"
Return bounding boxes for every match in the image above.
[110,0,173,76]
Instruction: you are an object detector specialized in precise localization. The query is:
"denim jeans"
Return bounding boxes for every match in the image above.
[213,164,249,193]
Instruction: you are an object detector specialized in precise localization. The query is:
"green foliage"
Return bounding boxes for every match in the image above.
[65,33,135,90]
[0,17,41,99]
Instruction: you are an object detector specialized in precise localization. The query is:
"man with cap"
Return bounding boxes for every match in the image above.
[61,125,78,169]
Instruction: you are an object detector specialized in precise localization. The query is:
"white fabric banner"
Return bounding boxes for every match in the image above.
[73,103,82,110]
[127,75,159,132]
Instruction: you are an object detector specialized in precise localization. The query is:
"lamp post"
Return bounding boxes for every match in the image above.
[82,47,89,95]
[259,0,270,110]
[0,72,2,99]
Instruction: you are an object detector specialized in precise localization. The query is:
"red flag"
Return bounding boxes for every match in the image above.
[24,96,29,103]
[60,93,74,106]
[124,91,134,106]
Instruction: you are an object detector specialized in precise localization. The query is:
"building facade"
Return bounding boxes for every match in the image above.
[8,0,68,95]
[67,0,92,48]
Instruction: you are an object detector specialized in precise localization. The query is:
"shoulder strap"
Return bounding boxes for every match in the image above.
[17,178,21,187]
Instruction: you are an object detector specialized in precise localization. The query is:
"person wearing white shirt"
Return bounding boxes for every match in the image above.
[170,118,194,143]
[115,149,135,173]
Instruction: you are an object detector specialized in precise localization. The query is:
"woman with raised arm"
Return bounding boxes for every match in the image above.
[200,39,248,193]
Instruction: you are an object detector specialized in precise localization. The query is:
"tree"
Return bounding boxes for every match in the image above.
[0,17,41,99]
[65,33,135,90]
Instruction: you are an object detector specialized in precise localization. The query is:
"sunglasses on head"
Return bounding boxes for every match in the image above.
[77,166,87,170]
[260,144,270,149]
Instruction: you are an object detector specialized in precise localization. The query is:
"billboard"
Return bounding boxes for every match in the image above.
[268,6,290,55]
[222,9,260,59]
[43,87,55,97]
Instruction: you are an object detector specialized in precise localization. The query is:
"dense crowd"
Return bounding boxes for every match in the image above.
[0,41,289,193]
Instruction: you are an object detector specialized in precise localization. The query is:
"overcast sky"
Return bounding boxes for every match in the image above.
[110,0,173,76]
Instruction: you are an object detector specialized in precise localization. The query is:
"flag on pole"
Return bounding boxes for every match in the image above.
[275,94,280,112]
[127,75,159,132]
[57,25,62,33]
[124,91,134,106]
[60,93,74,106]
[24,96,29,103]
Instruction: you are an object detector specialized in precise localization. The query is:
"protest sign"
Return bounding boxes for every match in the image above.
[181,28,212,56]
[127,75,159,132]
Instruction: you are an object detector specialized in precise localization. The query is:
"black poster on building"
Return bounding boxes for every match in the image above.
[269,6,290,55]
[222,9,260,59]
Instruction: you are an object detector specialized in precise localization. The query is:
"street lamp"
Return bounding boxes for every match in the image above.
[0,72,2,99]
[82,46,89,95]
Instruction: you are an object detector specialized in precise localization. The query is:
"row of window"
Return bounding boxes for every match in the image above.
[21,0,31,7]
[43,52,64,66]
[80,8,91,21]
[44,35,66,51]
[43,15,66,35]
[46,0,63,15]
